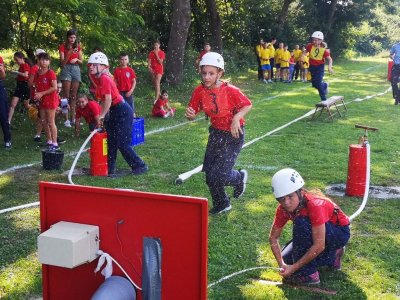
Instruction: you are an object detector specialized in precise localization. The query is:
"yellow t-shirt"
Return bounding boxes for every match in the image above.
[267,44,275,58]
[259,48,270,65]
[256,44,263,57]
[275,48,283,64]
[301,54,309,69]
[280,50,290,68]
[293,49,303,62]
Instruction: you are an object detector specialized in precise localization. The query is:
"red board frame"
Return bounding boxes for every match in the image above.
[39,182,208,300]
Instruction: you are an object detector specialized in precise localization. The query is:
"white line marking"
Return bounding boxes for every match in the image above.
[0,202,39,215]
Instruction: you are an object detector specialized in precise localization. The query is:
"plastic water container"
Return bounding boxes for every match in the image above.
[131,117,145,146]
[42,150,64,170]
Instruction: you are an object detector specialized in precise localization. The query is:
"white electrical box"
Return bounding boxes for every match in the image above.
[38,221,100,268]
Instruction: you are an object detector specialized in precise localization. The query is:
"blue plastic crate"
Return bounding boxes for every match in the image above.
[131,117,145,146]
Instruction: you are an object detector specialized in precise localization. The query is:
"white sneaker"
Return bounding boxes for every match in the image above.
[64,120,71,128]
[263,79,268,84]
[268,79,272,83]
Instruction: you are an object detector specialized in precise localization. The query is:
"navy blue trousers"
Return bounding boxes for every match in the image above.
[309,64,328,101]
[283,216,350,276]
[391,64,400,102]
[203,127,244,209]
[105,101,145,173]
[0,81,11,143]
[120,91,135,114]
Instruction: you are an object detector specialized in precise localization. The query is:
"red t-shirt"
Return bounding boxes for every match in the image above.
[152,97,168,115]
[76,100,101,124]
[59,43,82,64]
[197,50,208,61]
[113,66,136,92]
[306,43,330,66]
[95,73,123,106]
[17,63,30,82]
[188,82,252,132]
[29,64,40,99]
[34,69,58,109]
[148,50,165,74]
[272,192,350,228]
[0,56,3,64]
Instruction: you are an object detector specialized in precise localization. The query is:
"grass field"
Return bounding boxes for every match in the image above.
[0,55,399,299]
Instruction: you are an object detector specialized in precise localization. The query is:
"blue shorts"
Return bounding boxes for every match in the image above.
[261,64,271,71]
[275,63,281,69]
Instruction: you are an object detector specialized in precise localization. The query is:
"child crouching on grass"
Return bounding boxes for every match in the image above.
[75,94,101,136]
[34,52,59,151]
[152,90,176,118]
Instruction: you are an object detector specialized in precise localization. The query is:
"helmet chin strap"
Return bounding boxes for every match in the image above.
[293,189,306,216]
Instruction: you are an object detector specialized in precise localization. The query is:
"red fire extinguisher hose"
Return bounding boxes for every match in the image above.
[68,128,102,185]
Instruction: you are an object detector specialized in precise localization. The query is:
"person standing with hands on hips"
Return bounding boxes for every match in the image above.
[148,40,165,103]
[306,31,333,101]
[88,52,148,176]
[269,168,350,285]
[390,41,400,105]
[185,52,252,215]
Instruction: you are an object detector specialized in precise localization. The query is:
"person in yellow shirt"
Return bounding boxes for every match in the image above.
[274,42,284,81]
[300,48,309,82]
[280,45,291,82]
[293,45,303,81]
[255,39,265,80]
[268,38,277,80]
[260,43,272,83]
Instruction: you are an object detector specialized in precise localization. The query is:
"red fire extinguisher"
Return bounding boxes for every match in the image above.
[89,131,108,176]
[345,124,378,197]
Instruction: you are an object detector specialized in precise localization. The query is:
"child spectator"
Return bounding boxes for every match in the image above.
[114,53,137,115]
[268,38,277,80]
[274,42,284,82]
[185,52,252,215]
[293,45,303,81]
[8,51,31,125]
[148,40,165,102]
[300,48,310,83]
[75,94,101,136]
[0,54,12,149]
[34,52,59,150]
[280,45,291,83]
[255,39,264,80]
[260,42,272,83]
[288,51,296,82]
[152,90,176,118]
[196,42,211,72]
[28,49,45,142]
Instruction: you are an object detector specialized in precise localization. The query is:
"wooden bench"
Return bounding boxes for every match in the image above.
[311,95,347,121]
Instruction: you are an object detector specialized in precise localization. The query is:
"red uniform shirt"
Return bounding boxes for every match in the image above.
[29,64,40,99]
[76,100,101,124]
[148,50,165,74]
[197,50,208,61]
[306,43,330,66]
[59,43,82,64]
[273,192,350,228]
[95,73,123,106]
[34,69,58,109]
[113,66,136,92]
[189,82,252,132]
[152,97,168,115]
[17,63,30,81]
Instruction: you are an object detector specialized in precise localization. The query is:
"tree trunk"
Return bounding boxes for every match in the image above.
[326,0,338,35]
[204,0,222,52]
[276,0,295,37]
[165,0,191,85]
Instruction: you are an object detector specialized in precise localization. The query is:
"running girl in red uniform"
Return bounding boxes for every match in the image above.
[152,90,175,118]
[185,52,252,215]
[59,29,83,124]
[148,40,165,102]
[75,94,101,136]
[8,51,31,125]
[269,168,350,285]
[34,53,59,150]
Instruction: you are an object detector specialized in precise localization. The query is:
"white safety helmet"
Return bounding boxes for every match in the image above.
[88,52,109,66]
[199,52,224,71]
[35,49,46,56]
[311,31,324,40]
[271,168,305,198]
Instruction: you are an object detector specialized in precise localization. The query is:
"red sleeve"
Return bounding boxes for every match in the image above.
[0,56,3,64]
[323,49,330,58]
[88,101,101,116]
[272,205,289,228]
[188,85,203,114]
[21,63,30,73]
[228,85,252,110]
[306,44,312,52]
[159,50,166,60]
[130,68,136,79]
[59,44,65,53]
[75,107,82,119]
[49,69,57,81]
[100,75,113,95]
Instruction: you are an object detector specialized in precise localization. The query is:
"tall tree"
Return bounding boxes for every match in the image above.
[276,0,296,37]
[165,0,191,85]
[205,0,222,52]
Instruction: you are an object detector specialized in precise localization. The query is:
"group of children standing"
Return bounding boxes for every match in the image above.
[256,39,310,84]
